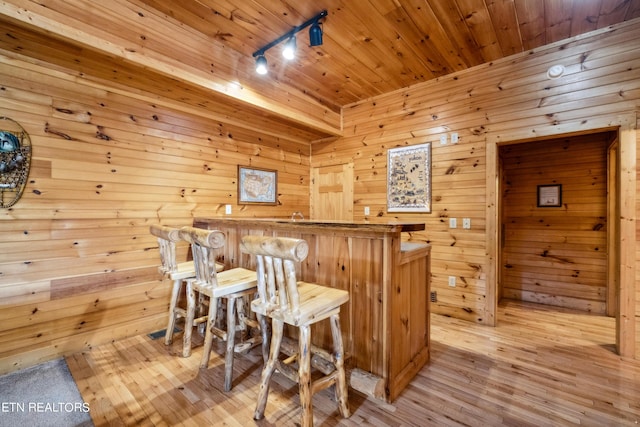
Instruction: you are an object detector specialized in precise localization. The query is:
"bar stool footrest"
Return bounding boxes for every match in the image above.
[234,335,262,354]
[279,336,337,376]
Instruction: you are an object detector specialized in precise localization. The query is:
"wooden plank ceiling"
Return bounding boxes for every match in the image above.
[1,0,639,140]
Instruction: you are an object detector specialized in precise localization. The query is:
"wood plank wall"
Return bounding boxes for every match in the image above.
[311,19,640,348]
[0,54,310,374]
[500,133,610,313]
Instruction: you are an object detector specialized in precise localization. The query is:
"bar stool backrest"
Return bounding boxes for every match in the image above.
[179,226,226,286]
[149,224,182,275]
[239,235,309,318]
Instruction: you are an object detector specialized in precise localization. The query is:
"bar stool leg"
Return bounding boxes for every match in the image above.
[254,318,284,421]
[196,291,207,336]
[257,313,270,364]
[183,281,197,358]
[235,297,247,339]
[298,324,313,427]
[223,296,237,392]
[164,279,182,346]
[199,295,219,368]
[330,313,350,418]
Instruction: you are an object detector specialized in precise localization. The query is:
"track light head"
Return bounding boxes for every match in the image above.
[255,55,268,75]
[282,37,296,60]
[309,21,323,47]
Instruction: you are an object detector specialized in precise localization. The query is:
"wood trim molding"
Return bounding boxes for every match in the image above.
[485,142,498,327]
[617,122,636,358]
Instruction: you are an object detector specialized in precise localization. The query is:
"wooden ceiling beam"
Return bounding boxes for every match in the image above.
[0,0,342,137]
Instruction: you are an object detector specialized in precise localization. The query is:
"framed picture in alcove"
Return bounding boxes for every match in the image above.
[537,184,562,207]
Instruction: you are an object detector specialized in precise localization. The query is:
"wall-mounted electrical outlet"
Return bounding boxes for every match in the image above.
[451,132,459,143]
[440,134,447,145]
[225,204,232,215]
[448,276,456,287]
[364,206,370,215]
[449,218,457,228]
[463,218,471,229]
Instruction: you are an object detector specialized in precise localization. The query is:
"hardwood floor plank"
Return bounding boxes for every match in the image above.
[66,300,640,426]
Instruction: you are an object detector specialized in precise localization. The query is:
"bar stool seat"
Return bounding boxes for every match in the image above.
[172,261,198,280]
[180,226,259,391]
[240,235,350,427]
[150,224,222,358]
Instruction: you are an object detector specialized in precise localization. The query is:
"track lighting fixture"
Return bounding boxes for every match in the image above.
[252,10,327,75]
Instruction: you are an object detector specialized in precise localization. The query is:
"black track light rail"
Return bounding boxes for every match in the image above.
[252,10,327,58]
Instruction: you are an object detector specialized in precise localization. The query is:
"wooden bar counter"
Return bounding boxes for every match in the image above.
[193,217,431,402]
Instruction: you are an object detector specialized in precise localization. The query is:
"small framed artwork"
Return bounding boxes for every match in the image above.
[537,184,562,207]
[387,142,431,213]
[237,165,277,205]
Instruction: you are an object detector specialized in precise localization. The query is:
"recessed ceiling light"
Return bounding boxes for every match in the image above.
[547,64,565,79]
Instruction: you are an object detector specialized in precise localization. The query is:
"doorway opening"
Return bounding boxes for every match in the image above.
[497,131,616,314]
[486,122,636,358]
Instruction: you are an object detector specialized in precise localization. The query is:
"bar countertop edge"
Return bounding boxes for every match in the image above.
[193,217,425,233]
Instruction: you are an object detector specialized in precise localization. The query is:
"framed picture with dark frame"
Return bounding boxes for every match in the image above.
[537,184,562,207]
[237,165,277,205]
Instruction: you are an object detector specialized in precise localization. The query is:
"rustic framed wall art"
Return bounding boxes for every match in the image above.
[387,142,431,213]
[237,165,277,205]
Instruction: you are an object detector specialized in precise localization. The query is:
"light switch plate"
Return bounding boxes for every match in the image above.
[451,133,459,143]
[440,134,447,145]
[225,204,232,215]
[449,218,457,228]
[448,276,456,287]
[364,206,370,215]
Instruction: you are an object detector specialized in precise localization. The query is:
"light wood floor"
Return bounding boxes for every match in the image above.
[66,300,640,426]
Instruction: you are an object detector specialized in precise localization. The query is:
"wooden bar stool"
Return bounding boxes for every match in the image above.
[240,235,350,427]
[149,224,195,353]
[150,224,224,357]
[180,226,259,391]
